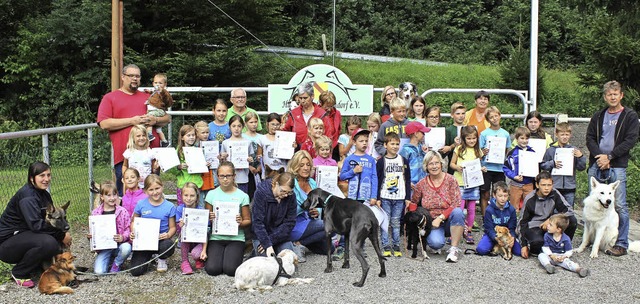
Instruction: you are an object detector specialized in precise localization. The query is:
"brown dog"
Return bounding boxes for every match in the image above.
[492,226,514,260]
[38,252,77,295]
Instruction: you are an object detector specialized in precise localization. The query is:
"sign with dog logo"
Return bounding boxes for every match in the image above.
[268,64,373,116]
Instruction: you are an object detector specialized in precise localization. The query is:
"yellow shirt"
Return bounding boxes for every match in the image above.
[464,109,491,135]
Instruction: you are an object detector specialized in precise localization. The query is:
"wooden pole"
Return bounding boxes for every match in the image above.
[110,0,120,91]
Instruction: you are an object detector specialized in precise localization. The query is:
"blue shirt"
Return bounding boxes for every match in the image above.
[399,143,426,185]
[208,121,231,143]
[599,110,621,155]
[480,127,511,172]
[543,232,573,254]
[339,153,378,201]
[134,198,176,234]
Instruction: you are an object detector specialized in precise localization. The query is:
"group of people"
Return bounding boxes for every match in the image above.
[0,63,636,288]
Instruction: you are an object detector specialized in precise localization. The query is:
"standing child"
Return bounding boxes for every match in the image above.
[146,73,172,147]
[173,125,204,206]
[374,97,410,156]
[312,135,338,182]
[123,125,156,189]
[242,112,263,200]
[366,113,382,160]
[449,126,486,244]
[338,116,362,159]
[257,113,288,179]
[475,181,522,257]
[376,132,411,257]
[195,121,213,207]
[340,128,379,204]
[208,99,232,143]
[400,121,431,188]
[89,181,132,274]
[221,115,255,194]
[445,102,467,175]
[479,106,511,216]
[539,214,590,277]
[175,182,206,275]
[503,126,536,212]
[129,175,176,276]
[121,168,148,216]
[408,96,427,125]
[300,118,325,159]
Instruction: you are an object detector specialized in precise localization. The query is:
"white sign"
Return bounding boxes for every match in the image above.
[228,141,249,169]
[462,159,485,189]
[316,166,345,198]
[485,136,507,164]
[518,150,539,177]
[424,127,446,151]
[551,148,575,176]
[201,141,220,169]
[153,148,180,172]
[528,138,547,163]
[183,147,209,174]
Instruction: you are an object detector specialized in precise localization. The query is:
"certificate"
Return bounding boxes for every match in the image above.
[462,159,485,189]
[212,202,240,236]
[274,131,296,159]
[316,166,345,198]
[183,147,209,174]
[153,148,180,172]
[424,127,445,151]
[201,141,220,169]
[132,218,160,251]
[181,208,209,243]
[229,141,249,169]
[485,136,507,164]
[551,148,575,176]
[89,214,117,251]
[528,138,547,163]
[518,150,539,177]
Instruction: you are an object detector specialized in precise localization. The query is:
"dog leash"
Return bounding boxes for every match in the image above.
[271,256,291,286]
[402,214,429,262]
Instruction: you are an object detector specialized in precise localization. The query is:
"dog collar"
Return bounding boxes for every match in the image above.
[271,256,292,286]
[322,194,333,207]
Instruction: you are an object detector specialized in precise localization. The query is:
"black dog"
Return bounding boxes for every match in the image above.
[404,205,432,259]
[302,188,386,287]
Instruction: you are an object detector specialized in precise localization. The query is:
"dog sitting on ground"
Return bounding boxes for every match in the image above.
[399,82,418,109]
[38,252,77,295]
[404,205,432,259]
[492,226,515,260]
[576,177,621,258]
[302,188,386,287]
[233,249,313,292]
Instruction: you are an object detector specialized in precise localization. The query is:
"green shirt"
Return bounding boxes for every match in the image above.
[226,106,263,132]
[205,187,250,242]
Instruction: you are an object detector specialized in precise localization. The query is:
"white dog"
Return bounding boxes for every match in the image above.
[233,249,313,292]
[576,177,620,258]
[399,82,417,109]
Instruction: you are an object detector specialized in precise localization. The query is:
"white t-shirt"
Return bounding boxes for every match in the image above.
[257,135,288,179]
[379,155,406,200]
[338,134,356,156]
[123,148,155,188]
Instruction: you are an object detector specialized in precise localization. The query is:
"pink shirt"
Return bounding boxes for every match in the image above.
[121,188,147,217]
[313,156,337,167]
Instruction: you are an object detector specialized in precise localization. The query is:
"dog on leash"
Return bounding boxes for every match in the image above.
[302,188,386,287]
[492,226,515,260]
[38,252,77,295]
[576,177,620,258]
[399,82,418,109]
[233,249,313,292]
[404,205,432,259]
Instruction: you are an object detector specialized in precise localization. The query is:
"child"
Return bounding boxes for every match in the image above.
[540,122,587,207]
[503,126,535,212]
[257,113,288,179]
[479,106,511,216]
[366,113,382,160]
[121,168,148,216]
[300,117,325,159]
[449,126,486,244]
[476,181,521,257]
[376,132,411,257]
[195,121,214,207]
[313,135,338,171]
[513,110,553,149]
[374,97,410,156]
[129,174,177,276]
[445,102,466,175]
[408,96,426,125]
[208,99,232,143]
[339,128,379,205]
[338,115,362,158]
[89,181,132,274]
[243,112,263,199]
[424,105,440,128]
[194,121,210,147]
[400,121,430,188]
[122,125,156,189]
[539,214,590,277]
[221,115,255,194]
[173,125,204,206]
[175,182,206,275]
[146,73,172,147]
[204,161,251,276]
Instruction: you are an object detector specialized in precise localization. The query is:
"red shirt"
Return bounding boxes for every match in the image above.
[300,137,317,159]
[283,104,332,144]
[323,107,342,148]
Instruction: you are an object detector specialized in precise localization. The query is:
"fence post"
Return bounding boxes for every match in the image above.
[42,134,49,164]
[88,128,94,212]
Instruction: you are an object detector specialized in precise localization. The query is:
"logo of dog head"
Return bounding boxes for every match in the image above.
[46,201,70,232]
[590,176,620,209]
[399,82,418,108]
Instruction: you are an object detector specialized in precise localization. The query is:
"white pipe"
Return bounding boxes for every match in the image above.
[529,0,539,112]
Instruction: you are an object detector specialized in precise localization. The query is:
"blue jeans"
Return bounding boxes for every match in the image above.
[476,234,522,256]
[297,218,331,254]
[588,164,628,248]
[426,208,465,250]
[94,243,132,275]
[557,189,576,208]
[252,239,294,257]
[114,162,124,197]
[381,199,404,248]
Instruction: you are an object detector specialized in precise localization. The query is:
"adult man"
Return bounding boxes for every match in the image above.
[225,88,262,132]
[97,64,171,195]
[586,80,639,256]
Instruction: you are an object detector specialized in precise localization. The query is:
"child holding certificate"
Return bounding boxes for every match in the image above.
[204,161,251,276]
[176,182,206,275]
[172,125,204,206]
[221,115,255,194]
[503,127,536,212]
[479,106,510,216]
[257,113,288,179]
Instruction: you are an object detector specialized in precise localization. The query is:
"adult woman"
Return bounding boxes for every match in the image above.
[0,161,72,287]
[463,90,491,135]
[319,90,342,162]
[251,171,297,258]
[411,151,465,263]
[287,150,329,259]
[283,82,332,145]
[379,85,397,122]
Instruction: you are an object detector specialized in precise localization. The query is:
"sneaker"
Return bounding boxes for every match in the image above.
[577,267,590,278]
[393,245,402,257]
[605,245,628,257]
[446,247,461,263]
[148,133,156,142]
[464,231,475,245]
[11,274,34,288]
[109,263,120,273]
[383,246,392,257]
[544,264,556,274]
[332,246,345,261]
[160,140,170,147]
[157,258,168,272]
[195,259,205,270]
[181,261,193,275]
[293,244,307,263]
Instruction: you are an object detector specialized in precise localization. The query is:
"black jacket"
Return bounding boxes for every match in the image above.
[586,106,639,168]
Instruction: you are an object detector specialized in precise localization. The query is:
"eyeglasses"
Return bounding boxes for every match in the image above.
[427,162,441,167]
[277,185,293,197]
[428,116,440,120]
[232,96,247,100]
[385,92,396,97]
[218,174,234,180]
[269,122,281,128]
[124,74,141,79]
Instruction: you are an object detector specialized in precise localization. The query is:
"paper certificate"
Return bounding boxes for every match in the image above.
[212,202,240,236]
[518,150,539,177]
[89,214,117,251]
[316,166,345,198]
[201,141,220,169]
[153,148,180,172]
[551,148,575,176]
[274,131,296,159]
[132,218,160,251]
[424,127,446,151]
[462,159,485,189]
[183,147,209,174]
[528,138,547,163]
[181,208,209,243]
[229,141,249,169]
[485,136,507,164]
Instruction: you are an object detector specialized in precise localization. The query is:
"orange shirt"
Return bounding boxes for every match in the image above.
[463,109,491,135]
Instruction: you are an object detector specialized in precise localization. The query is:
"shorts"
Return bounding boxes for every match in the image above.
[480,171,505,192]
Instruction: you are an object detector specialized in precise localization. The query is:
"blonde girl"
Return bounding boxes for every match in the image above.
[408,96,427,125]
[176,182,206,275]
[129,174,176,276]
[379,85,396,122]
[174,125,204,205]
[242,111,262,199]
[366,113,382,159]
[123,125,156,188]
[300,117,325,159]
[312,135,337,180]
[121,168,148,216]
[338,115,362,158]
[221,115,255,194]
[195,121,214,206]
[257,113,288,179]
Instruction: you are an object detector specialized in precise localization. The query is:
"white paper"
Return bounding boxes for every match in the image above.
[518,150,539,177]
[181,208,210,243]
[132,218,160,251]
[485,136,507,164]
[183,147,209,174]
[228,141,249,169]
[89,214,117,251]
[153,148,180,172]
[424,127,446,151]
[316,166,346,198]
[367,205,389,235]
[462,158,485,189]
[551,148,575,176]
[212,202,240,236]
[274,131,296,159]
[201,141,220,169]
[528,138,547,163]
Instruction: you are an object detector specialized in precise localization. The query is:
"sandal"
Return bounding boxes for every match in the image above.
[464,228,475,244]
[12,274,34,288]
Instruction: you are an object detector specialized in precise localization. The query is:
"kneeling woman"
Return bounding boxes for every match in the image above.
[204,161,251,276]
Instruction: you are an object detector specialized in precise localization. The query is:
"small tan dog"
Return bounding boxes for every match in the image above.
[492,226,515,260]
[38,252,77,295]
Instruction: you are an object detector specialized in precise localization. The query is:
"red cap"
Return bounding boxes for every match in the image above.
[405,121,430,136]
[351,128,370,139]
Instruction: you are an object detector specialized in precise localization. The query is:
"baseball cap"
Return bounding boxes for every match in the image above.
[351,128,370,139]
[405,122,430,136]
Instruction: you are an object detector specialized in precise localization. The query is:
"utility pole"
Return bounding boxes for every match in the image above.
[111,0,123,91]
